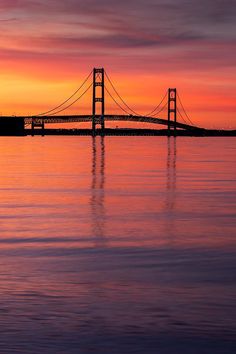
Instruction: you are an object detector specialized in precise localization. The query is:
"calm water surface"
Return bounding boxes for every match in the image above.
[0,136,235,353]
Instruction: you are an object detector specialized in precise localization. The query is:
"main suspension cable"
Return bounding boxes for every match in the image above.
[150,102,168,117]
[177,92,194,125]
[35,70,93,116]
[45,83,93,116]
[145,91,168,116]
[105,70,170,119]
[177,107,188,124]
[105,71,140,116]
[105,86,132,115]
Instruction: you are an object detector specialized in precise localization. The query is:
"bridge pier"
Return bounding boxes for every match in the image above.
[31,118,45,136]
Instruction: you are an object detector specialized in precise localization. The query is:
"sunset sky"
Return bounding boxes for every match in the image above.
[0,0,235,128]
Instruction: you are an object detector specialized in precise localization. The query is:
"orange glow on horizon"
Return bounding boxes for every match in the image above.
[0,67,235,129]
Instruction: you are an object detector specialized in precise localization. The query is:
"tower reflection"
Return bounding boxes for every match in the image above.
[90,136,106,243]
[165,137,177,240]
[166,136,177,210]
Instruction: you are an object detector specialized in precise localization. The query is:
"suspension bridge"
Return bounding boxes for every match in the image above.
[1,67,232,136]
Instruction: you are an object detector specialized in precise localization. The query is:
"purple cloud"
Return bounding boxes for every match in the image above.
[0,0,235,75]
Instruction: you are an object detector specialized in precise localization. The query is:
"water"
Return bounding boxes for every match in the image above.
[0,136,235,353]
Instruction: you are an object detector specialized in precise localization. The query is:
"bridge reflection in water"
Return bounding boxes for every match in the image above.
[165,137,177,243]
[166,137,177,211]
[89,136,178,246]
[90,136,106,243]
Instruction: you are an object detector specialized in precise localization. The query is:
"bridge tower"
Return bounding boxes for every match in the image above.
[168,88,177,135]
[92,68,105,135]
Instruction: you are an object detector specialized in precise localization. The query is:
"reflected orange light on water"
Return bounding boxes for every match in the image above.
[1,136,235,248]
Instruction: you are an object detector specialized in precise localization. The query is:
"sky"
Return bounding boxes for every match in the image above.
[0,0,235,128]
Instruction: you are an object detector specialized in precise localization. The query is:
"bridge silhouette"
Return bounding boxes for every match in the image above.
[3,67,208,135]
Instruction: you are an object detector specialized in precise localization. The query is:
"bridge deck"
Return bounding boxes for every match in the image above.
[13,114,205,131]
